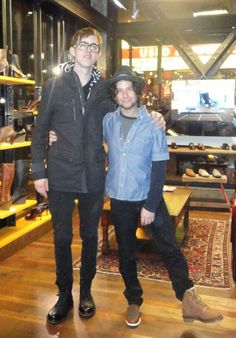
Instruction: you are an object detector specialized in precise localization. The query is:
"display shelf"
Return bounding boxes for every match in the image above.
[0,199,37,219]
[182,174,227,184]
[169,146,236,155]
[0,75,35,86]
[0,212,52,262]
[0,141,31,150]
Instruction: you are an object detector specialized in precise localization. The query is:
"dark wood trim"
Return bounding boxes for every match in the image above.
[48,0,112,32]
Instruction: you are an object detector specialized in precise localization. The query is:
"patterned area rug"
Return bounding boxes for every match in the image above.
[73,218,232,289]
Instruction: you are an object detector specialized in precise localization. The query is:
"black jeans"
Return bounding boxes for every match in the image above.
[110,197,193,306]
[48,190,104,292]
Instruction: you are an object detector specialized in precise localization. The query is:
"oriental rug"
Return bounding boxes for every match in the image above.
[73,217,232,289]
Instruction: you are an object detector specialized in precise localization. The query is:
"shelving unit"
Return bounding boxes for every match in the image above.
[167,145,236,210]
[0,75,52,261]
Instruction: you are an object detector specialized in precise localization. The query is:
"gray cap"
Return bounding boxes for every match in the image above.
[109,65,145,89]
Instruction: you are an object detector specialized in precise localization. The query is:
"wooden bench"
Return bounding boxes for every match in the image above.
[100,187,192,255]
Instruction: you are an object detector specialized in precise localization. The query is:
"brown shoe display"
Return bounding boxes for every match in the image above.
[126,304,141,328]
[185,168,196,177]
[182,287,223,323]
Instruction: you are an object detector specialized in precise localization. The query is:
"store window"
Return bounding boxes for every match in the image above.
[12,0,34,78]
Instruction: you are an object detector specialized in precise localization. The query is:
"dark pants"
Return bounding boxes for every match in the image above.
[110,197,193,306]
[48,190,104,292]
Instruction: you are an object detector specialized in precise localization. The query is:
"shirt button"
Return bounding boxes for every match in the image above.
[123,153,125,156]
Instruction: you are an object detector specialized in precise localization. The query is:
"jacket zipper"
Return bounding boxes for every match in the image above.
[72,99,76,121]
[73,72,86,115]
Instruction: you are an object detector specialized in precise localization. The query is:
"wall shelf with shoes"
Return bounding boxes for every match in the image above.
[0,199,37,219]
[0,211,52,262]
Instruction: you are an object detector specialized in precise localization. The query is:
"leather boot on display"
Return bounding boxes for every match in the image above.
[47,288,73,325]
[0,125,14,143]
[12,159,30,204]
[0,126,26,144]
[79,280,96,318]
[182,287,223,323]
[11,54,27,78]
[0,163,15,209]
[0,49,9,76]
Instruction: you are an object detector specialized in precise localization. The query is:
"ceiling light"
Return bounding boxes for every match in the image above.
[131,0,139,19]
[193,9,228,17]
[112,0,127,10]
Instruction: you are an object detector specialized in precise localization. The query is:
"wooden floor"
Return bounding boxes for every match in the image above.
[0,209,236,338]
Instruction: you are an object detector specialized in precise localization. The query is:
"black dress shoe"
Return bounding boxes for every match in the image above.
[79,295,96,318]
[47,291,73,324]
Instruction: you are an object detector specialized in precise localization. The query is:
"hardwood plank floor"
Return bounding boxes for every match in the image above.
[0,209,235,338]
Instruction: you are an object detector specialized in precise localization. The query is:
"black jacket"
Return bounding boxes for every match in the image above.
[31,71,114,193]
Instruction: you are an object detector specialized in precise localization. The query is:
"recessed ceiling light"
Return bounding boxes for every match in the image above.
[193,9,228,17]
[112,0,127,10]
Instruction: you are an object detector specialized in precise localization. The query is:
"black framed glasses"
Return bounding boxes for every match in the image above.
[74,41,101,53]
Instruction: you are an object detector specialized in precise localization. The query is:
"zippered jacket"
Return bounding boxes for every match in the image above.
[31,71,114,193]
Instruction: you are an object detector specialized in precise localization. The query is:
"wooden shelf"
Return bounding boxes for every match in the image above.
[0,212,52,262]
[0,141,31,150]
[182,174,227,184]
[0,199,37,219]
[0,75,35,85]
[169,146,236,155]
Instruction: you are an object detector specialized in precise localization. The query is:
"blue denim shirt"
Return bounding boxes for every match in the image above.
[103,105,169,201]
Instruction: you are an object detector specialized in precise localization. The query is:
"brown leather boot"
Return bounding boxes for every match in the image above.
[182,287,223,323]
[0,49,9,76]
[0,126,14,143]
[0,163,15,209]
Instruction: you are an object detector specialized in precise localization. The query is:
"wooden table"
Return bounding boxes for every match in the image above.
[100,187,192,255]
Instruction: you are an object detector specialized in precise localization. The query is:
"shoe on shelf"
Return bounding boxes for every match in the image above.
[188,142,195,150]
[170,142,178,149]
[212,169,222,178]
[182,287,223,323]
[217,156,228,165]
[198,169,210,178]
[126,304,141,328]
[47,289,73,325]
[185,168,196,177]
[79,294,96,318]
[232,144,236,151]
[194,156,206,164]
[206,154,217,164]
[222,143,230,150]
[197,143,205,150]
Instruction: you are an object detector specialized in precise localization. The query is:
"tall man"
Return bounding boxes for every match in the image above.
[31,27,165,325]
[103,66,223,327]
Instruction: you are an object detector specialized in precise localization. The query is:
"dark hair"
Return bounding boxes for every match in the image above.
[108,81,143,106]
[71,27,102,47]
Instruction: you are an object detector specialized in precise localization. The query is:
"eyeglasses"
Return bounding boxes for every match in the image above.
[74,41,101,53]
